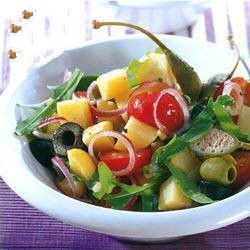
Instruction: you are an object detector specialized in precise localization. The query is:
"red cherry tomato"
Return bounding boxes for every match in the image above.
[74,91,87,98]
[231,77,246,84]
[100,148,152,175]
[127,90,184,134]
[231,151,250,188]
[156,93,184,134]
[128,92,158,126]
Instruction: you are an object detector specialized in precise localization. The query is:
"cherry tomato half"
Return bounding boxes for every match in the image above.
[127,90,184,134]
[100,148,152,175]
[74,91,87,98]
[128,92,158,126]
[231,151,250,188]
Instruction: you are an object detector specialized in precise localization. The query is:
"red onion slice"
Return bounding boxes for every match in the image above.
[153,88,190,135]
[222,80,244,116]
[124,196,138,210]
[32,130,52,140]
[128,175,137,185]
[51,156,80,199]
[37,116,66,129]
[86,80,127,117]
[88,131,136,176]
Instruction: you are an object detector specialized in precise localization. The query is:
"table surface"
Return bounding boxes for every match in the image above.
[0,0,250,249]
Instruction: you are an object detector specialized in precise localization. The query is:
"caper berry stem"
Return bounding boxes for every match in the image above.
[227,35,240,80]
[92,20,172,55]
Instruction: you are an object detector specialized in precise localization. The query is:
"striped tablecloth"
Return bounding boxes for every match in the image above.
[0,1,250,249]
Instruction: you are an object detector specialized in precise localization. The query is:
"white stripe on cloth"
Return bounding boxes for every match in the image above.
[190,11,207,41]
[227,0,249,56]
[211,0,231,49]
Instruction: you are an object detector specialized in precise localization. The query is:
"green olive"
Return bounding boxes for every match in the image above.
[52,122,84,156]
[200,157,237,186]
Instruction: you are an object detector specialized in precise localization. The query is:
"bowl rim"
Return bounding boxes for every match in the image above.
[1,34,249,239]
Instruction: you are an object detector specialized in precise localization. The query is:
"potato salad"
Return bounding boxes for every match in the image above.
[15,21,250,212]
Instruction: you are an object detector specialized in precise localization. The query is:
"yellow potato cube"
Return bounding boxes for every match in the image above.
[136,53,176,86]
[97,69,129,100]
[82,121,115,153]
[158,177,192,211]
[57,98,93,129]
[68,149,96,180]
[114,116,158,151]
[115,91,131,122]
[97,100,124,130]
[237,105,250,133]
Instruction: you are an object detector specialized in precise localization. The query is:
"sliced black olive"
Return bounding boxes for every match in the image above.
[52,122,84,156]
[29,139,54,168]
[198,180,232,200]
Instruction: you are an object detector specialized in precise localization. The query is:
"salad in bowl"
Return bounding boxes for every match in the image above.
[14,21,250,213]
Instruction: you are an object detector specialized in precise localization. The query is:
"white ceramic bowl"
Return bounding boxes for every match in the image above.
[96,0,210,33]
[0,35,249,242]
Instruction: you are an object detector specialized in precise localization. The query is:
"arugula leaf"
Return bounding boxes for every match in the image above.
[152,136,187,171]
[106,172,169,210]
[126,59,146,88]
[93,162,169,210]
[181,122,213,142]
[191,98,215,125]
[15,69,84,136]
[15,100,57,137]
[167,163,215,204]
[141,194,156,212]
[213,98,250,141]
[98,162,116,194]
[16,99,50,111]
[48,69,84,101]
[75,75,98,91]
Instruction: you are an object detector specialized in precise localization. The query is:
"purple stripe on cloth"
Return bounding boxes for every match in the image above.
[244,1,250,51]
[44,15,51,37]
[167,31,175,35]
[187,26,192,38]
[204,8,215,43]
[1,178,250,249]
[0,19,10,94]
[225,1,233,49]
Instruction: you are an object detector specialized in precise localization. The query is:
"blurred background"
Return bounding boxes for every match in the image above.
[1,0,250,94]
